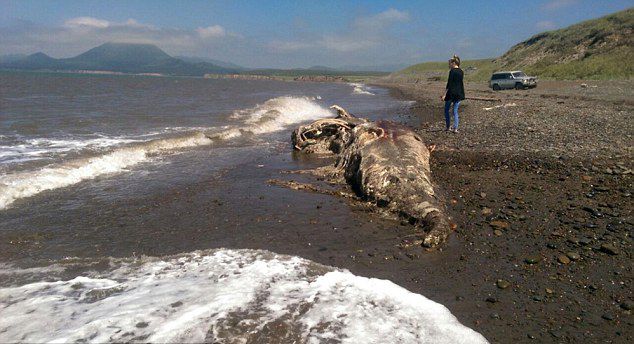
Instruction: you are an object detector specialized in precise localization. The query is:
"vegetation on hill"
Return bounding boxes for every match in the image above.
[391,8,633,81]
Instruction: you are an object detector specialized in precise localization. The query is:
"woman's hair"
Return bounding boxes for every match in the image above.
[449,54,461,66]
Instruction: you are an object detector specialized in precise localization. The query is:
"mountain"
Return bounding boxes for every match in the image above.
[0,54,28,64]
[340,64,409,72]
[393,8,633,81]
[175,56,244,70]
[0,42,240,76]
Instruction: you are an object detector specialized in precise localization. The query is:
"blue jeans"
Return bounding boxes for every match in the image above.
[444,100,460,130]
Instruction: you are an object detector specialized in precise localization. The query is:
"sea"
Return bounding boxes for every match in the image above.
[0,72,487,343]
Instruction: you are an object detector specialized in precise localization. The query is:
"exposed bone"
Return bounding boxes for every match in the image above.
[330,104,354,118]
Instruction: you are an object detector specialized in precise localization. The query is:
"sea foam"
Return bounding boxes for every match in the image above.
[0,249,488,343]
[350,83,376,95]
[0,97,332,210]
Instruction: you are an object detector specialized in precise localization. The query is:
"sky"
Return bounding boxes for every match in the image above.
[0,0,632,69]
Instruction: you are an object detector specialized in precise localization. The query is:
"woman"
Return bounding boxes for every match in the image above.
[441,55,465,133]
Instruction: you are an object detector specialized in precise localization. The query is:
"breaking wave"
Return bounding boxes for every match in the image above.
[0,97,332,210]
[350,83,375,95]
[0,249,487,343]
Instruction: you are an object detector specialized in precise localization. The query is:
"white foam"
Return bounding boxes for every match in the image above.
[0,97,332,210]
[0,249,487,343]
[350,83,376,96]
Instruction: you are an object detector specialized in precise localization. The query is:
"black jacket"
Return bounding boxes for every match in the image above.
[445,68,465,101]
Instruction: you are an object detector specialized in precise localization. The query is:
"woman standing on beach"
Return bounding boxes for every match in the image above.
[441,55,465,132]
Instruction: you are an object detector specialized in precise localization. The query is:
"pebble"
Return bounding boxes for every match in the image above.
[496,279,511,289]
[525,255,542,264]
[558,254,571,264]
[601,313,614,321]
[485,297,498,303]
[494,229,503,236]
[481,207,493,216]
[620,301,633,310]
[490,220,509,230]
[599,243,619,255]
[566,252,581,261]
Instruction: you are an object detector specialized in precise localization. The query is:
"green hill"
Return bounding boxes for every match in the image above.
[392,8,633,81]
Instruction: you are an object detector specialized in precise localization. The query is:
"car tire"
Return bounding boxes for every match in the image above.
[515,83,524,90]
[493,84,501,91]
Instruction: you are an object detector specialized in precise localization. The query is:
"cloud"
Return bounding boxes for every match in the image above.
[541,0,578,11]
[196,25,226,39]
[64,17,111,28]
[0,17,237,58]
[535,21,556,30]
[268,8,410,53]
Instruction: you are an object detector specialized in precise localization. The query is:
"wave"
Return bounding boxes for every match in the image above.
[350,83,376,96]
[0,249,487,343]
[0,97,332,210]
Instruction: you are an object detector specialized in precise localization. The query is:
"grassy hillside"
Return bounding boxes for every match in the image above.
[391,8,633,81]
[394,59,499,82]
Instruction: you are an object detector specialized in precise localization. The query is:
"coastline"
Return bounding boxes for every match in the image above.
[364,79,633,342]
[0,77,631,342]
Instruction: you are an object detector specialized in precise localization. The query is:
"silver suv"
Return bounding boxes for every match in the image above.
[489,71,537,90]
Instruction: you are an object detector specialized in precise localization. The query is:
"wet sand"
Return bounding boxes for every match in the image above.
[1,80,632,343]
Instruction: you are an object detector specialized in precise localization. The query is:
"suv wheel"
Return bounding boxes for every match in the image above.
[515,83,524,90]
[492,84,501,91]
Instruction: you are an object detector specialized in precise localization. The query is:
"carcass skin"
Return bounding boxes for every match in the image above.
[291,106,451,247]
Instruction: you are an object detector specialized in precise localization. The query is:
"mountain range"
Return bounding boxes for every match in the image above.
[0,43,241,76]
[0,42,395,76]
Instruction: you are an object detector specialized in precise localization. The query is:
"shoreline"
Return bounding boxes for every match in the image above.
[0,77,631,342]
[363,79,633,342]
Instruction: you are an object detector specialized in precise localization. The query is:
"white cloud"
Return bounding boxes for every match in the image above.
[196,25,226,39]
[64,17,111,28]
[542,0,578,11]
[536,21,556,30]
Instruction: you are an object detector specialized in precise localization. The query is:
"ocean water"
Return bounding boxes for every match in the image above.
[0,72,485,343]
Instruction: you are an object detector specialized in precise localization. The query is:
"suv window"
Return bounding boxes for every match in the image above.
[512,72,526,78]
[504,73,513,79]
[491,74,503,80]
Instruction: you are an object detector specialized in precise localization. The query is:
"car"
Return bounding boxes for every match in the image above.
[489,71,537,90]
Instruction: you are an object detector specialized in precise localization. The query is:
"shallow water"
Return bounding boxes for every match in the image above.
[0,72,485,342]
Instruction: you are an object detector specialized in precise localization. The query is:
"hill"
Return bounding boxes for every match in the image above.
[175,56,244,70]
[0,42,239,76]
[391,8,633,81]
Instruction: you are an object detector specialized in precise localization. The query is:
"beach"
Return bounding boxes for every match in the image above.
[0,72,631,343]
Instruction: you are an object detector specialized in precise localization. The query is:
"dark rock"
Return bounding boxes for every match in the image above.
[525,255,542,264]
[486,297,498,303]
[578,237,592,245]
[599,244,619,255]
[620,301,633,310]
[566,252,581,261]
[135,322,149,328]
[546,242,558,249]
[601,313,614,321]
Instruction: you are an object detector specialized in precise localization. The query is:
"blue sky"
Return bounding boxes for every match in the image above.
[1,0,632,68]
